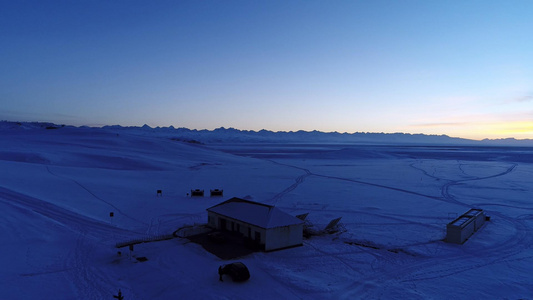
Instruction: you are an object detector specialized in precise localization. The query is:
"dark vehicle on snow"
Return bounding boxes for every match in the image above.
[218,262,250,282]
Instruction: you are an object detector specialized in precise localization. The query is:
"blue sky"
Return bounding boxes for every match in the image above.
[1,1,532,139]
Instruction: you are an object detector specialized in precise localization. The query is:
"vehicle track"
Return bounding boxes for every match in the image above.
[336,162,529,299]
[0,186,142,298]
[147,212,203,235]
[266,160,312,205]
[440,163,517,206]
[268,159,452,207]
[269,159,530,298]
[46,166,148,226]
[0,186,140,239]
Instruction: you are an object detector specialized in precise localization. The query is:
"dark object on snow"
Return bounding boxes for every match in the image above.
[219,262,250,282]
[210,189,223,196]
[296,213,309,220]
[446,208,486,244]
[191,189,204,197]
[157,190,162,197]
[324,217,342,232]
[136,256,148,262]
[113,289,124,300]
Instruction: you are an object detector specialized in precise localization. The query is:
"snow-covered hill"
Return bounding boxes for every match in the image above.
[1,122,532,299]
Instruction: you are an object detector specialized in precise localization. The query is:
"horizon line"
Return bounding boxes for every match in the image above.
[3,119,532,142]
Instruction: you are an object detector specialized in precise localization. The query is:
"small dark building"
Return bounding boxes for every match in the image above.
[191,189,204,197]
[210,189,223,197]
[446,208,486,244]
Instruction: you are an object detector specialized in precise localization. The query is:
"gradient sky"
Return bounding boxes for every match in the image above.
[1,1,532,140]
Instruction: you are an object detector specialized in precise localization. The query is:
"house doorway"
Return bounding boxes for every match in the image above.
[219,218,227,231]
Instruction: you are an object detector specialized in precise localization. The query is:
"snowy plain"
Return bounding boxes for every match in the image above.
[1,122,532,299]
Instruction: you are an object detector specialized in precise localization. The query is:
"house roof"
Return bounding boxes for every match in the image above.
[207,197,303,229]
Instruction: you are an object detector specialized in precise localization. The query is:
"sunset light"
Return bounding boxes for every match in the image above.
[1,1,532,141]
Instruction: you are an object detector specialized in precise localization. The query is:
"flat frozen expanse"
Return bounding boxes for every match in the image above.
[1,125,532,299]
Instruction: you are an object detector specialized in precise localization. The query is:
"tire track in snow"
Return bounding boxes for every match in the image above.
[338,188,530,296]
[64,231,121,300]
[67,232,103,299]
[251,258,306,299]
[347,163,525,295]
[393,214,531,294]
[147,212,203,235]
[304,240,365,275]
[390,222,531,286]
[440,163,517,205]
[0,186,140,239]
[337,233,532,300]
[313,172,449,203]
[268,160,529,299]
[267,160,312,205]
[277,205,445,232]
[0,187,134,299]
[267,159,449,206]
[409,161,518,208]
[409,161,442,181]
[46,166,148,226]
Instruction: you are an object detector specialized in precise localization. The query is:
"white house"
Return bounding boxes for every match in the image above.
[446,208,486,244]
[206,197,304,251]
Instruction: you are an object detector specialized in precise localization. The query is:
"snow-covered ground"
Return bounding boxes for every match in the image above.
[1,123,532,299]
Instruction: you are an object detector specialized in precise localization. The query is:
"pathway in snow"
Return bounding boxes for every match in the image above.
[146,212,204,236]
[45,166,148,226]
[267,160,312,205]
[0,185,138,299]
[264,158,531,299]
[439,163,517,206]
[267,159,456,206]
[0,186,139,239]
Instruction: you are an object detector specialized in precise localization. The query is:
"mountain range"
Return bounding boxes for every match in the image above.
[3,121,533,146]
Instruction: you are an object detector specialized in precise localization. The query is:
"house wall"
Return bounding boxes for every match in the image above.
[473,212,486,230]
[208,212,217,228]
[207,212,267,245]
[445,225,462,244]
[460,219,476,243]
[446,218,475,244]
[264,224,303,251]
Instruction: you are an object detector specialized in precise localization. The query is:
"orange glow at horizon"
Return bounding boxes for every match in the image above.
[461,121,533,140]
